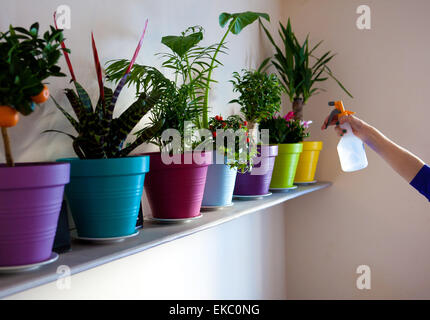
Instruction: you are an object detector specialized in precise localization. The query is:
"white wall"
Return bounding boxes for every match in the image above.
[5,0,428,300]
[280,0,430,299]
[0,0,281,161]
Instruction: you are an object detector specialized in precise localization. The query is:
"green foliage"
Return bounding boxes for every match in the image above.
[219,12,270,35]
[161,26,203,58]
[49,80,162,159]
[106,61,204,154]
[208,114,252,170]
[201,11,270,128]
[259,18,352,103]
[0,23,67,115]
[106,27,212,153]
[259,113,310,144]
[230,68,283,125]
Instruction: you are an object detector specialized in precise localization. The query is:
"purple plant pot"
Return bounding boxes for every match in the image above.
[0,162,70,266]
[234,145,278,196]
[141,152,212,219]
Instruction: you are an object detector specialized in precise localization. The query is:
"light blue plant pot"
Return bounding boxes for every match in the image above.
[57,156,149,238]
[201,153,237,207]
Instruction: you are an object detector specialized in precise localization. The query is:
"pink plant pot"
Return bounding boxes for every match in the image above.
[140,152,212,219]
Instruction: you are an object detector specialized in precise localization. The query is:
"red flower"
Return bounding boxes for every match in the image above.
[246,137,250,143]
[212,131,217,137]
[244,121,248,126]
[222,122,226,128]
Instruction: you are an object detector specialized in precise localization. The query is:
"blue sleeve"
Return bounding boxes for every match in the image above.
[410,165,430,201]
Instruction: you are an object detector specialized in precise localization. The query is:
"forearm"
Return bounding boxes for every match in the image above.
[363,125,425,182]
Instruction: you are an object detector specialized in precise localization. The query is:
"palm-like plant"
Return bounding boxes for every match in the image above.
[106,26,218,130]
[260,18,352,120]
[106,30,208,154]
[48,21,162,159]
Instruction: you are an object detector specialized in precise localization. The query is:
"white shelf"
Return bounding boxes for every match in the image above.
[0,182,331,298]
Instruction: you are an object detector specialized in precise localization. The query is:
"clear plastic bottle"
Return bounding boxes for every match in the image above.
[337,122,368,172]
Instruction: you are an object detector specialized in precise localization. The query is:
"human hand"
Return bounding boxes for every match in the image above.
[321,114,371,142]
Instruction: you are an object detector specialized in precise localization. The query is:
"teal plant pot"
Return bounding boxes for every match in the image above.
[58,156,149,238]
[201,152,237,207]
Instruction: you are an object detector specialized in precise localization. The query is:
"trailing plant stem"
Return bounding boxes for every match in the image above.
[1,127,14,167]
[202,17,237,129]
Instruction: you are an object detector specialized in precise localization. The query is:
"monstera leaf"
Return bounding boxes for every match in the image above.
[219,11,270,34]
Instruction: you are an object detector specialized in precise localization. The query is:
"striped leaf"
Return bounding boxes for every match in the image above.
[74,81,93,112]
[51,96,80,131]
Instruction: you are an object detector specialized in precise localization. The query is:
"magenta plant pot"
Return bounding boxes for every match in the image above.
[0,162,70,266]
[141,152,212,219]
[234,145,278,196]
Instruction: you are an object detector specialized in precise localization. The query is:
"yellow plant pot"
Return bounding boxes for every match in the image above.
[294,141,323,183]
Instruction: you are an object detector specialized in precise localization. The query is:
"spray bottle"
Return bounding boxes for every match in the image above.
[326,100,368,172]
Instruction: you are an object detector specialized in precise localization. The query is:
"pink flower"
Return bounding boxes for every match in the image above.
[300,120,313,128]
[284,111,294,122]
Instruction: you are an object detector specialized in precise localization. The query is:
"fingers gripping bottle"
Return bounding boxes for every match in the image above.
[327,101,368,172]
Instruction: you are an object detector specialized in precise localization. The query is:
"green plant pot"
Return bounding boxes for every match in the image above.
[269,143,303,188]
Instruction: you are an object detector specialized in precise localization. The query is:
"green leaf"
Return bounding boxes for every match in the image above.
[257,57,271,73]
[51,96,80,131]
[42,129,76,140]
[161,31,203,58]
[219,13,232,28]
[74,82,93,112]
[220,11,270,35]
[119,120,163,157]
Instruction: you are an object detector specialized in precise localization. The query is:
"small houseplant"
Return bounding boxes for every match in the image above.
[230,62,283,196]
[202,114,250,207]
[0,23,70,266]
[230,60,284,140]
[50,21,160,238]
[260,18,350,182]
[259,112,312,188]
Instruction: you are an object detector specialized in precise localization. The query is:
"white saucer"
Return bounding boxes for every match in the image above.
[201,203,234,211]
[147,214,203,224]
[269,186,298,193]
[0,252,59,273]
[294,180,317,185]
[233,193,272,200]
[74,231,139,243]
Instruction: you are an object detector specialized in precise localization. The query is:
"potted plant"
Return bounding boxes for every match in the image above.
[49,22,160,238]
[259,112,312,188]
[260,18,352,183]
[0,23,70,266]
[196,12,270,207]
[230,62,283,196]
[202,115,250,207]
[230,61,284,140]
[106,27,213,220]
[141,79,212,220]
